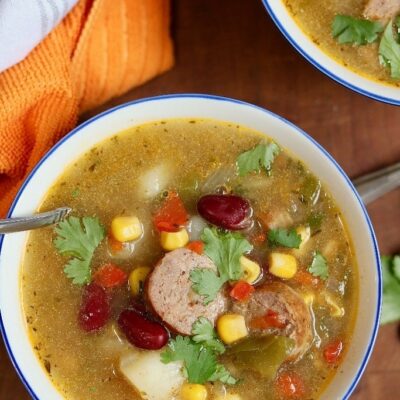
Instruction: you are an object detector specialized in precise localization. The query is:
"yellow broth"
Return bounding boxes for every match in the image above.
[284,0,400,87]
[21,119,358,399]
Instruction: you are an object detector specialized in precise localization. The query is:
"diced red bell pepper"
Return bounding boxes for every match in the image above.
[250,309,286,329]
[108,234,123,252]
[93,263,127,289]
[230,281,255,302]
[186,240,204,254]
[153,191,188,232]
[323,339,343,364]
[276,372,305,398]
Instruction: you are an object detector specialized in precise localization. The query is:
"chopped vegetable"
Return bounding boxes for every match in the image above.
[186,240,204,254]
[190,228,253,304]
[379,20,400,79]
[139,164,172,200]
[295,226,310,249]
[249,309,286,330]
[268,228,302,249]
[180,383,208,400]
[293,270,319,286]
[300,175,321,205]
[332,15,383,45]
[111,216,142,242]
[323,339,343,364]
[275,371,305,398]
[129,266,151,296]
[120,349,185,400]
[230,281,255,302]
[236,142,280,177]
[324,292,345,318]
[240,256,261,284]
[308,252,328,280]
[192,317,225,354]
[217,314,248,344]
[381,255,400,324]
[153,191,188,232]
[108,234,123,252]
[161,319,236,385]
[54,216,105,285]
[228,336,294,380]
[269,253,298,279]
[160,228,190,251]
[306,212,324,231]
[93,263,127,288]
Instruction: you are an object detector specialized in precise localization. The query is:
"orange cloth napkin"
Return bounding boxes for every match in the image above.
[0,0,173,217]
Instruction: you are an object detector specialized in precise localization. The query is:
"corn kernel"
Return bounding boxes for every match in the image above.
[180,383,208,400]
[160,229,189,251]
[240,256,261,284]
[111,216,142,242]
[217,314,248,344]
[296,225,311,248]
[301,291,315,306]
[269,253,297,279]
[324,292,344,317]
[129,267,151,296]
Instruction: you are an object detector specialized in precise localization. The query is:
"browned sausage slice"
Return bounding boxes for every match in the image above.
[147,248,227,335]
[363,0,400,22]
[233,282,313,360]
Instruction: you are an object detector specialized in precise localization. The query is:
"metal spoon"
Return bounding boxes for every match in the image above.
[0,207,71,234]
[0,162,398,235]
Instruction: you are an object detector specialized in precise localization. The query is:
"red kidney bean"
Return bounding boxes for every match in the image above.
[118,309,169,350]
[78,283,110,332]
[197,194,251,230]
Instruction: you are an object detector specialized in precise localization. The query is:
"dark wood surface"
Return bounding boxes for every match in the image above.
[1,0,399,398]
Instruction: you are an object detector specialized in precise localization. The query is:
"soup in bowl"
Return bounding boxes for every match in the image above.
[262,0,400,105]
[0,95,381,400]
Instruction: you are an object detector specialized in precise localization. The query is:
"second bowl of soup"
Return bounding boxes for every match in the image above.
[0,94,381,400]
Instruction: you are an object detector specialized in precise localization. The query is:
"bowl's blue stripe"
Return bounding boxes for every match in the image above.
[0,94,382,400]
[261,0,400,106]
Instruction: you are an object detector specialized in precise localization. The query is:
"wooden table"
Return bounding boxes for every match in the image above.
[1,0,399,398]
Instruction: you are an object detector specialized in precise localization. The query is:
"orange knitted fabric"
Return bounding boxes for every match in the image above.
[0,0,173,217]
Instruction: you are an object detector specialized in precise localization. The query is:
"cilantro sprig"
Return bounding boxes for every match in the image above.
[190,227,253,304]
[308,251,328,280]
[332,15,383,45]
[381,255,400,325]
[379,19,400,79]
[236,142,280,177]
[54,216,105,285]
[161,318,236,385]
[268,228,302,249]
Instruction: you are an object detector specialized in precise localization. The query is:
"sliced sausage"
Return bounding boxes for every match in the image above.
[147,248,227,335]
[363,0,400,22]
[233,282,313,360]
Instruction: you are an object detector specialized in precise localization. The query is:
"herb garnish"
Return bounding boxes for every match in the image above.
[54,216,105,285]
[161,318,237,385]
[308,251,328,280]
[381,255,400,325]
[379,19,400,79]
[190,227,253,304]
[332,15,383,45]
[268,228,302,249]
[236,142,280,177]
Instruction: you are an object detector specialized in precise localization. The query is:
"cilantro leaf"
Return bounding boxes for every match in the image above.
[237,142,280,177]
[268,228,302,249]
[209,364,238,385]
[201,227,253,281]
[381,255,400,325]
[191,228,253,304]
[332,15,383,45]
[190,269,224,305]
[54,216,105,285]
[192,317,225,354]
[308,251,328,280]
[379,20,400,79]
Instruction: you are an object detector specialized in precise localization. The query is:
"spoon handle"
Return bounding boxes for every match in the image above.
[0,207,71,234]
[353,161,400,205]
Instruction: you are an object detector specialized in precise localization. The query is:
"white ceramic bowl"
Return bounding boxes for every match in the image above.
[262,0,400,105]
[0,94,381,399]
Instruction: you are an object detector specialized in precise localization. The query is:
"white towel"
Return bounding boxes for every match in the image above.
[0,0,78,73]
